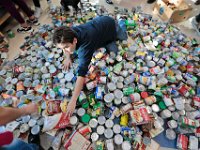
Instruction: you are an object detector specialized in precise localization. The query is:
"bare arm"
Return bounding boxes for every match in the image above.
[66,76,85,116]
[0,103,38,126]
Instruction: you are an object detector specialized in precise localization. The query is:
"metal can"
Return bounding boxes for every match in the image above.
[167,120,178,129]
[70,116,78,126]
[120,114,129,126]
[20,123,29,133]
[104,128,113,139]
[105,119,114,128]
[122,141,131,150]
[107,82,116,91]
[77,108,85,117]
[28,119,37,127]
[89,118,98,128]
[97,125,105,135]
[177,134,189,150]
[104,93,114,104]
[166,129,176,140]
[86,81,97,90]
[144,96,157,105]
[129,93,141,102]
[22,115,31,123]
[113,124,121,134]
[98,116,106,125]
[116,82,124,89]
[160,109,172,119]
[188,136,198,150]
[105,139,114,150]
[114,89,124,99]
[120,103,132,114]
[114,134,123,145]
[31,125,40,135]
[98,76,107,84]
[91,132,99,142]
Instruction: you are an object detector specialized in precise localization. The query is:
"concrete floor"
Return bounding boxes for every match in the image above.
[1,0,200,149]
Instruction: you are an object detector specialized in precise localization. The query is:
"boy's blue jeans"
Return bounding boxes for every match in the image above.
[105,19,128,54]
[1,139,39,150]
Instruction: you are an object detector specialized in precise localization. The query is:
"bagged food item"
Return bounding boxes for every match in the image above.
[42,113,70,132]
[46,99,68,115]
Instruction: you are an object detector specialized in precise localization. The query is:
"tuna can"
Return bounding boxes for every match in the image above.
[70,116,78,126]
[152,104,160,113]
[120,103,132,114]
[31,125,40,135]
[91,132,99,142]
[114,98,122,106]
[129,93,141,102]
[144,96,157,105]
[89,118,98,128]
[104,128,114,139]
[22,115,31,123]
[104,93,114,103]
[105,119,114,128]
[98,76,107,84]
[78,125,92,136]
[37,117,44,126]
[98,116,106,125]
[122,97,129,104]
[113,124,121,134]
[97,125,105,135]
[122,141,131,150]
[167,120,178,129]
[116,82,123,89]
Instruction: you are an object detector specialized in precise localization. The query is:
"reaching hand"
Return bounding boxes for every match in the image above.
[62,58,72,71]
[66,100,76,117]
[22,103,39,115]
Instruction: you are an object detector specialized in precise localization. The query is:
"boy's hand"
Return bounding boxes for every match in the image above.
[66,100,76,117]
[62,58,72,71]
[22,103,39,115]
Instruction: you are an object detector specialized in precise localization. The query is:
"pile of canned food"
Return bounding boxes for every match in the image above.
[0,2,200,150]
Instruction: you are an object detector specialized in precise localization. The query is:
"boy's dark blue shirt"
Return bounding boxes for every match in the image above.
[72,16,117,76]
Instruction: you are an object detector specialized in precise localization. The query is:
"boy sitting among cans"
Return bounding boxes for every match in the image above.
[53,16,127,116]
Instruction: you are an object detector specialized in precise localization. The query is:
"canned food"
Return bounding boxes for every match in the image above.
[20,123,29,133]
[104,128,113,139]
[77,108,86,117]
[105,139,114,150]
[122,141,131,150]
[31,125,40,135]
[70,116,78,126]
[107,82,116,91]
[114,134,123,145]
[114,89,124,99]
[78,125,92,136]
[104,93,114,103]
[105,119,114,128]
[89,118,98,128]
[91,132,99,142]
[160,109,172,119]
[97,125,105,135]
[113,124,121,134]
[98,116,106,125]
[167,120,178,129]
[28,119,37,127]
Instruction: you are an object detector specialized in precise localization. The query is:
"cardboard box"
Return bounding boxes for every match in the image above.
[153,0,192,23]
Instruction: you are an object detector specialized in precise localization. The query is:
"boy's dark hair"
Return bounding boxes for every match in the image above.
[53,26,77,45]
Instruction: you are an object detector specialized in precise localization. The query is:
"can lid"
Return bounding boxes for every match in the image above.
[104,128,113,139]
[122,141,131,150]
[105,119,114,128]
[114,134,123,145]
[158,101,167,110]
[28,119,37,127]
[70,116,78,125]
[77,108,86,117]
[81,114,91,123]
[89,118,98,128]
[98,116,106,125]
[31,125,40,135]
[113,124,121,134]
[91,132,99,142]
[97,125,105,135]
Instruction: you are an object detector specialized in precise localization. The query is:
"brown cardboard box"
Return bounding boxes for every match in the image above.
[153,0,192,23]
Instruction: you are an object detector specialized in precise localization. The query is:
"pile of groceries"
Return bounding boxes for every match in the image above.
[0,2,199,150]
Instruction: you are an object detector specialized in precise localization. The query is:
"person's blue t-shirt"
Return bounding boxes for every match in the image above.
[72,16,117,76]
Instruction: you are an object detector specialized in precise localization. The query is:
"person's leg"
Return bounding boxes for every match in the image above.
[32,0,41,7]
[0,0,33,33]
[32,0,42,18]
[1,139,39,150]
[192,13,200,36]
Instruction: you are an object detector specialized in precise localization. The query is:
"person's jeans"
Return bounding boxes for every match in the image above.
[196,13,200,23]
[105,19,128,54]
[1,139,39,150]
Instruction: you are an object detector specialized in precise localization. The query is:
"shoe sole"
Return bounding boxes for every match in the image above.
[17,29,34,34]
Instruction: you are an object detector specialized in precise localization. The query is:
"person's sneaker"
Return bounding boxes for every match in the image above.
[147,0,156,4]
[191,17,200,35]
[195,0,200,5]
[106,0,113,4]
[34,7,42,18]
[28,133,44,150]
[17,26,33,33]
[27,18,40,26]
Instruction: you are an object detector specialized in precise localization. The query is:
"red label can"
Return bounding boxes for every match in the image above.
[177,134,188,150]
[78,125,92,137]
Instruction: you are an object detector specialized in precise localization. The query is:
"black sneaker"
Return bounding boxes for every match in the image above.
[17,26,33,33]
[28,133,44,150]
[27,18,40,26]
[195,0,200,5]
[147,0,156,4]
[106,0,113,4]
